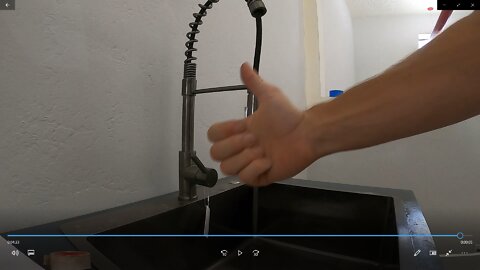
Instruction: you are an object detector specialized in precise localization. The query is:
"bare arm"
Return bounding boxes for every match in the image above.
[308,11,480,158]
[208,12,480,186]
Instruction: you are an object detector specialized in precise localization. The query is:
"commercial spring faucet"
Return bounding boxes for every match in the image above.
[179,0,267,201]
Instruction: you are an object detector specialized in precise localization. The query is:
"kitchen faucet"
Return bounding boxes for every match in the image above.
[179,0,267,201]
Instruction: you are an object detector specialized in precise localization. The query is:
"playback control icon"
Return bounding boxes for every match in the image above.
[438,0,480,10]
[220,249,260,257]
[0,0,15,10]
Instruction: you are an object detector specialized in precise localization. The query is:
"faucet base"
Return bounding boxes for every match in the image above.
[179,151,198,201]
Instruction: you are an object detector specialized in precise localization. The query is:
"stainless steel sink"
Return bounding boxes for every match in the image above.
[61,178,442,270]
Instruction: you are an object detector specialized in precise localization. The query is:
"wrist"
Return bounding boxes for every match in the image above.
[303,102,340,160]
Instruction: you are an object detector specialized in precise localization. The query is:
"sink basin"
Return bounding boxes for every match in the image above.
[87,184,398,269]
[59,179,442,270]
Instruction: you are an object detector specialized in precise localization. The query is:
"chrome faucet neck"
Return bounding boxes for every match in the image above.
[179,0,266,201]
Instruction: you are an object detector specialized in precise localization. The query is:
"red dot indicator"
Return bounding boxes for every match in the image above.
[427,7,434,11]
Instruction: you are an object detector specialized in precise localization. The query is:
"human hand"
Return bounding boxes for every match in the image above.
[208,63,318,186]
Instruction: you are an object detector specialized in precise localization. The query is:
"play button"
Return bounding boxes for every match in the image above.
[237,250,243,256]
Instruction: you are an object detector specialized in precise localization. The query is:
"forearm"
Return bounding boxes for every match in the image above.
[308,11,480,158]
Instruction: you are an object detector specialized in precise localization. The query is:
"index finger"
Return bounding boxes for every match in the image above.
[208,119,246,143]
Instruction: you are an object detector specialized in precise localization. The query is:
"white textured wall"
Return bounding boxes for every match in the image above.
[0,0,305,231]
[307,11,480,244]
[316,0,356,97]
[353,12,472,82]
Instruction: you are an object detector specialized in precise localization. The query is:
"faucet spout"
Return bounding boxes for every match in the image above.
[245,0,267,18]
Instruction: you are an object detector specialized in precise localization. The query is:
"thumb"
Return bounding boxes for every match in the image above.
[240,63,270,102]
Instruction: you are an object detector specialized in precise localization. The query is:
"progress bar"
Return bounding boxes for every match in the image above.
[6,233,465,239]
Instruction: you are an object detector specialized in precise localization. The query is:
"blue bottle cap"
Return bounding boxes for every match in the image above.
[329,90,344,97]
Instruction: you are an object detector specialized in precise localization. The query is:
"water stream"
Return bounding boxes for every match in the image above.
[253,187,259,234]
[203,187,210,236]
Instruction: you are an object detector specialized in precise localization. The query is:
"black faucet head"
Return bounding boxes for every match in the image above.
[246,0,267,18]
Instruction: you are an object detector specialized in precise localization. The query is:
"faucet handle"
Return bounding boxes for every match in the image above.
[191,155,209,174]
[185,155,218,188]
[184,165,218,188]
